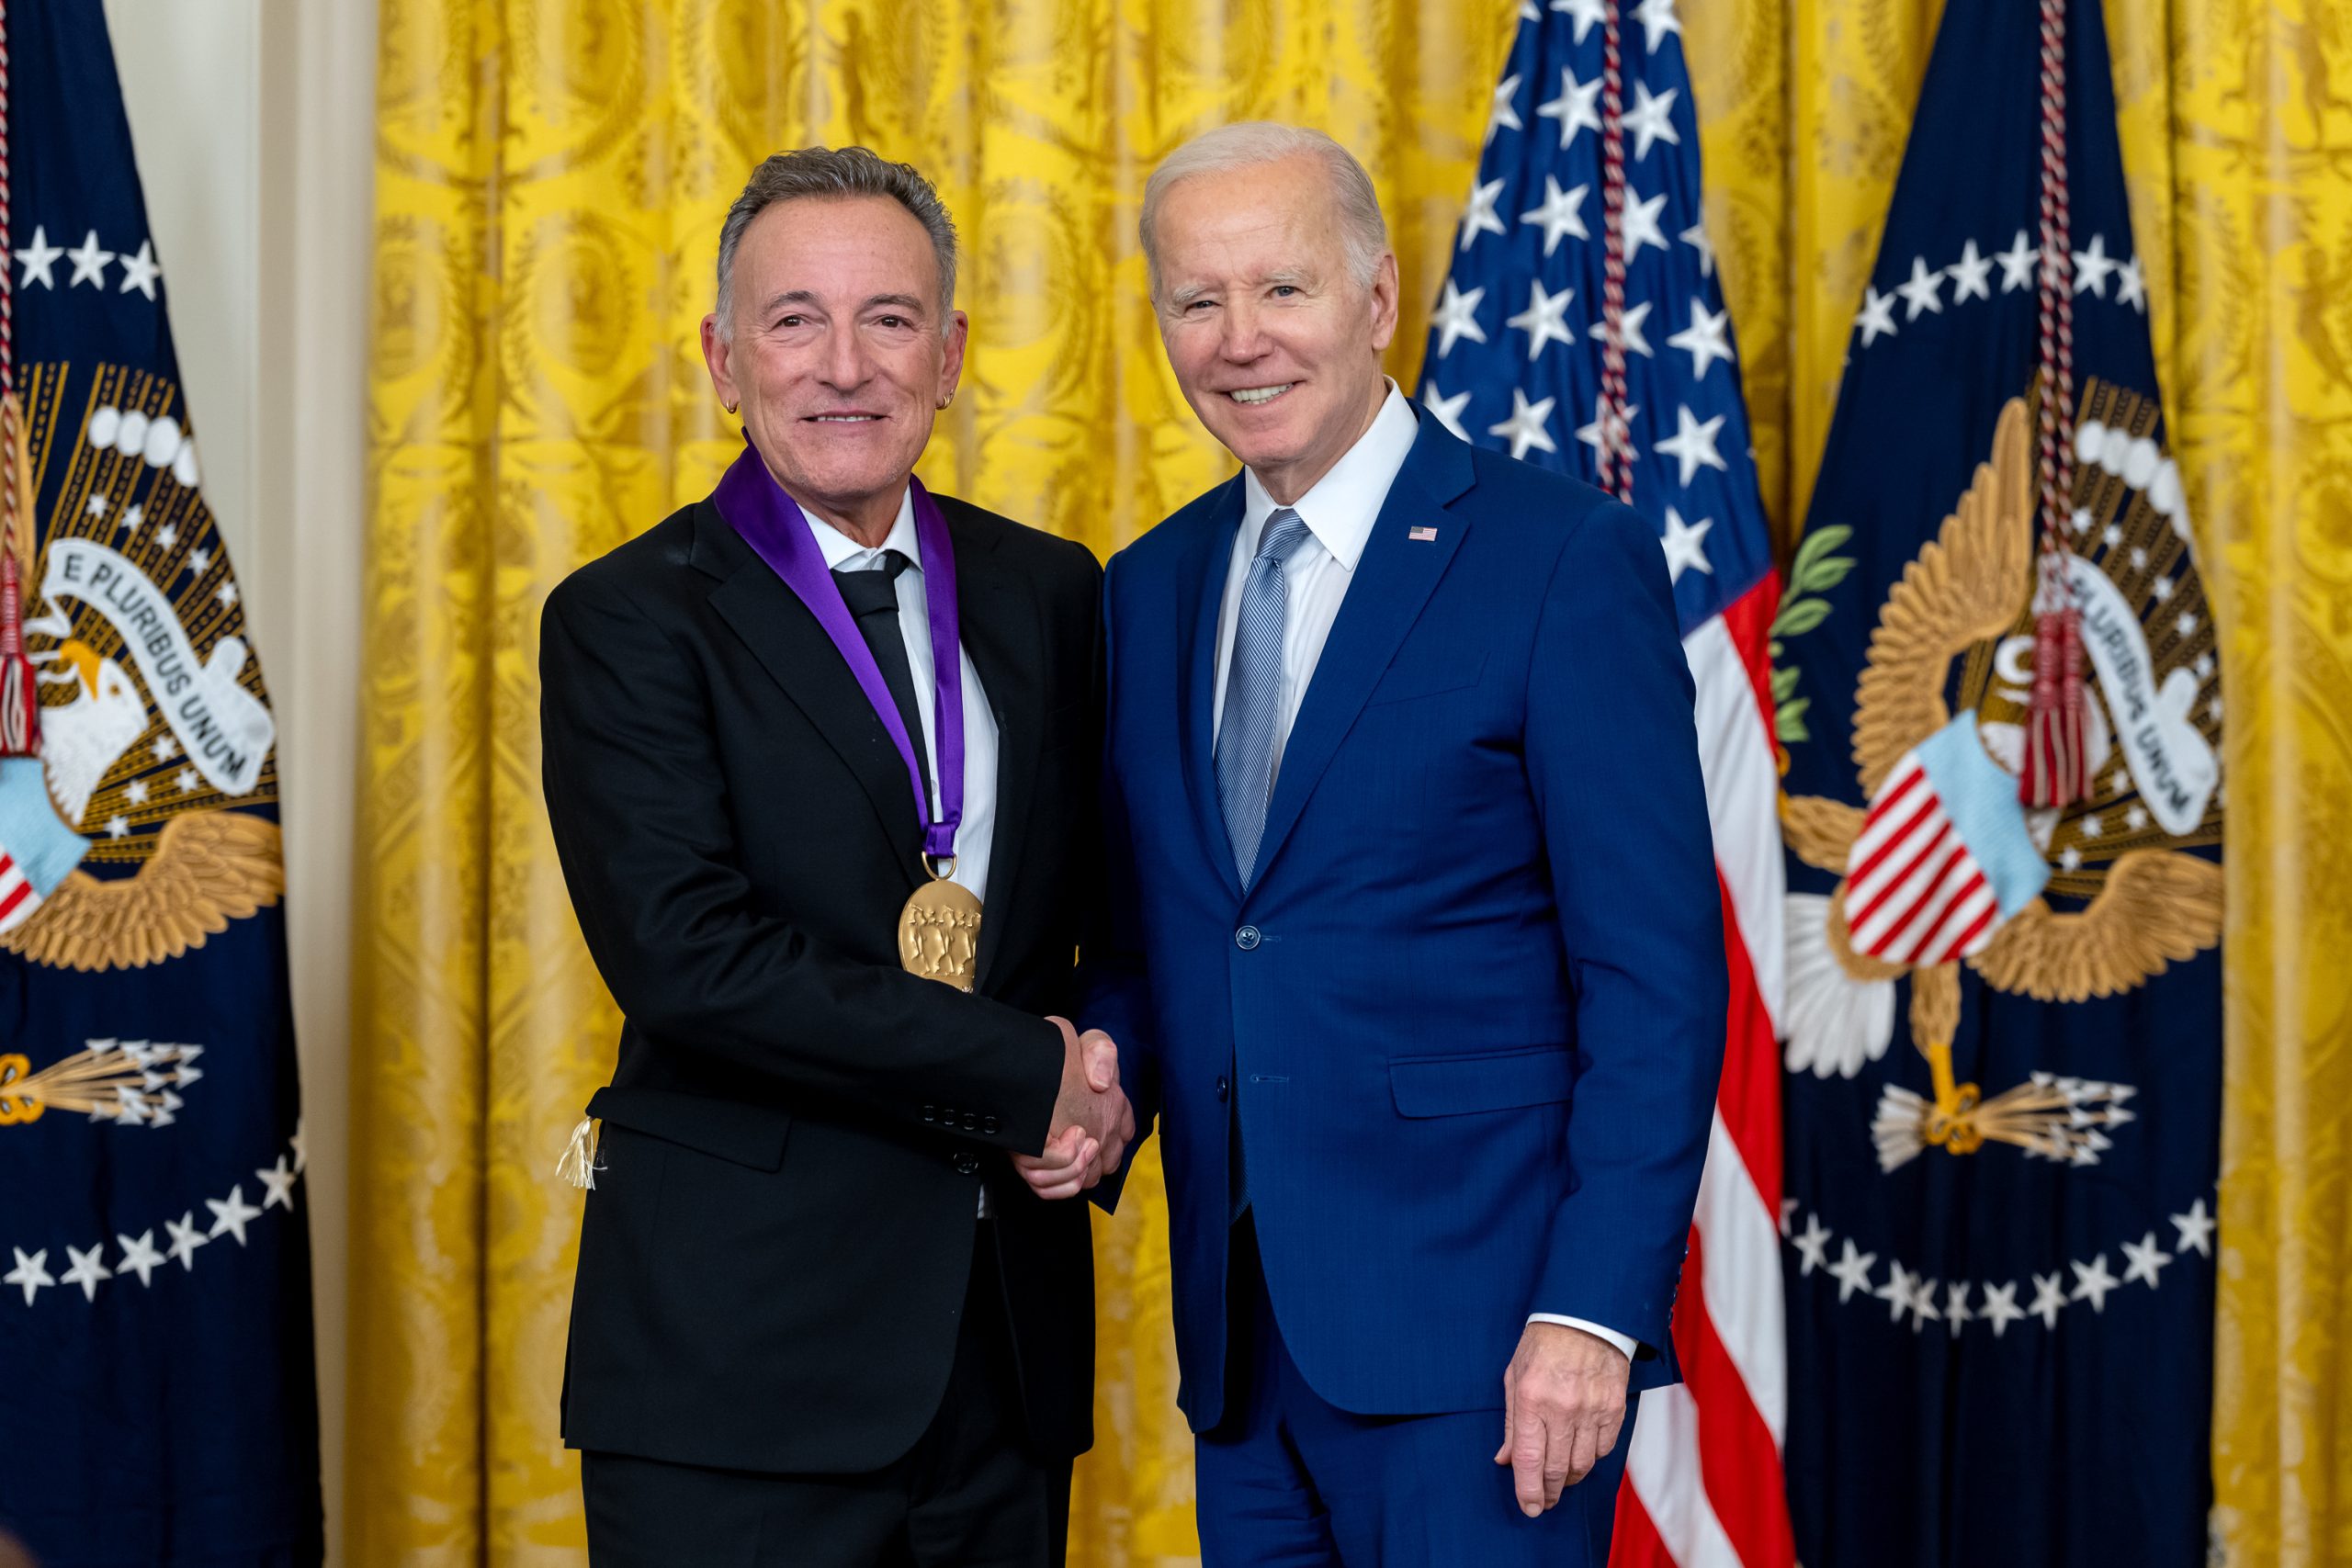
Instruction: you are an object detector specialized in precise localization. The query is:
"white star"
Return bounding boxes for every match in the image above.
[2030,1270,2070,1329]
[2117,254,2147,311]
[218,581,240,607]
[1489,73,1524,138]
[116,240,161,300]
[1487,389,1558,461]
[1875,1260,1918,1324]
[1430,280,1488,357]
[1623,81,1681,162]
[2194,651,2217,680]
[1897,255,1945,320]
[1458,178,1508,252]
[106,816,130,840]
[2058,844,2083,872]
[2125,803,2151,830]
[2070,1251,2120,1312]
[2121,1231,2173,1289]
[153,734,180,762]
[1507,277,1577,360]
[1519,176,1589,257]
[176,768,199,795]
[2177,610,2199,637]
[1426,388,1472,441]
[290,1119,309,1174]
[116,1229,165,1287]
[5,1247,54,1306]
[1997,229,2041,293]
[126,780,150,806]
[1668,299,1735,380]
[14,224,62,289]
[2082,813,2103,839]
[1907,1274,1942,1332]
[2104,522,2125,548]
[1633,0,1682,52]
[165,1211,209,1270]
[1552,0,1607,42]
[207,1184,264,1246]
[2072,506,2095,534]
[2171,1198,2216,1257]
[1792,1213,1831,1275]
[1980,1280,2026,1337]
[1590,300,1654,359]
[1855,286,1898,346]
[1575,396,1638,457]
[1659,507,1714,583]
[123,502,145,532]
[1827,1239,1878,1303]
[85,492,110,519]
[1947,239,1993,302]
[256,1156,300,1212]
[60,1243,112,1303]
[66,230,114,289]
[1945,1280,1973,1335]
[1655,404,1727,487]
[1679,221,1716,278]
[2151,575,2175,602]
[1622,189,1669,257]
[2073,233,2118,298]
[1535,67,1603,150]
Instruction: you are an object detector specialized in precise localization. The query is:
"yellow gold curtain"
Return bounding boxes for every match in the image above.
[349,1,2350,1562]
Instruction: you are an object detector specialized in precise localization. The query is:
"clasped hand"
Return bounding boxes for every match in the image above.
[1010,1017,1135,1201]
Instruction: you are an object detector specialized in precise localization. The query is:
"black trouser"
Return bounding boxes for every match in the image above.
[582,1227,1071,1567]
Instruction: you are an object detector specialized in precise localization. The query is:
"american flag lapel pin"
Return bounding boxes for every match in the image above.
[1408,525,1440,542]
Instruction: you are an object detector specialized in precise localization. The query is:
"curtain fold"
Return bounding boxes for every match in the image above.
[347,1,2349,1562]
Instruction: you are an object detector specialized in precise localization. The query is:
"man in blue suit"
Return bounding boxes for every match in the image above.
[1019,122,1727,1564]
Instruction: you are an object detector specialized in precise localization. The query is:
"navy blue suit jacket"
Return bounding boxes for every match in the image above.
[1086,404,1728,1431]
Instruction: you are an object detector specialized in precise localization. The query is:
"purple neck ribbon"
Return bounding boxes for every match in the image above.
[714,435,966,865]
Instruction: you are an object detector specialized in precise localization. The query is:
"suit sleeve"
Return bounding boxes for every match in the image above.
[1076,550,1160,1214]
[1522,500,1728,1352]
[537,568,1066,1155]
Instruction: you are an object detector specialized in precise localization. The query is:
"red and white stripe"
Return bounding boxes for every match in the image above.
[0,847,40,932]
[1611,573,1795,1568]
[1844,755,2000,966]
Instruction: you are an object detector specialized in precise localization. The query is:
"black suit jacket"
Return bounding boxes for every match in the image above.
[539,489,1103,1474]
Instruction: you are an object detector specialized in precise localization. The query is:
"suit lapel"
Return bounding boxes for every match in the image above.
[950,509,1043,994]
[1176,477,1248,903]
[1249,416,1476,894]
[696,503,928,894]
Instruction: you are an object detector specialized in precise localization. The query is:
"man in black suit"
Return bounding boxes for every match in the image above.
[539,146,1134,1567]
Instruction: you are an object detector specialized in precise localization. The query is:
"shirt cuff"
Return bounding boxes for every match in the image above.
[1526,1314,1638,1360]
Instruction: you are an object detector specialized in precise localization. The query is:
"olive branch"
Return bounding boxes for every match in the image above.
[1769,524,1856,745]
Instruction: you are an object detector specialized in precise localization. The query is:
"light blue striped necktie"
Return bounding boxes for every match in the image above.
[1216,507,1314,891]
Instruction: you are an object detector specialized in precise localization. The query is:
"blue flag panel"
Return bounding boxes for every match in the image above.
[1774,2,2222,1564]
[0,4,321,1563]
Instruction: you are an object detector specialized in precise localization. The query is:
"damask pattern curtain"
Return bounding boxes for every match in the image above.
[348,1,2349,1562]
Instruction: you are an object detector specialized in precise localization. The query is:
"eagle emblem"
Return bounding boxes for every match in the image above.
[0,369,283,973]
[1781,389,2223,1169]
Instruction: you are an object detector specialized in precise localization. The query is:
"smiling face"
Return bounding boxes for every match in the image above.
[701,195,967,541]
[1150,153,1399,504]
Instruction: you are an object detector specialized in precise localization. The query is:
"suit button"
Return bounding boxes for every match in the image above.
[922,1104,936,1123]
[1216,1076,1230,1101]
[983,1114,1001,1134]
[1235,925,1261,950]
[962,1111,978,1132]
[954,1153,979,1177]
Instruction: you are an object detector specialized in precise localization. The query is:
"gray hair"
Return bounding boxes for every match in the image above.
[1139,122,1389,299]
[714,146,959,337]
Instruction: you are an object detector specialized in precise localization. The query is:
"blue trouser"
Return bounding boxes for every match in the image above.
[1195,1218,1635,1567]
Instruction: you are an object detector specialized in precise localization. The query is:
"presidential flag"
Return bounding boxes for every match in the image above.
[0,4,322,1562]
[1421,3,1792,1564]
[1773,0,2222,1562]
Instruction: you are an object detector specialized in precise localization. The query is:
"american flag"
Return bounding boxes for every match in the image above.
[1418,3,1793,1565]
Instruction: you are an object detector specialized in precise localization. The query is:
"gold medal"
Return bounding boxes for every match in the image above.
[899,858,983,991]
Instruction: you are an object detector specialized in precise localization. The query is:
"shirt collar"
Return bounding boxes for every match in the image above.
[802,486,920,572]
[1240,379,1419,572]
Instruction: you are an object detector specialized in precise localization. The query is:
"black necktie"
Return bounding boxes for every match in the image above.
[832,551,933,805]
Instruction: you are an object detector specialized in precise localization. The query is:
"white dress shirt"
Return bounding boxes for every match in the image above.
[1208,381,1640,1364]
[806,489,1002,1219]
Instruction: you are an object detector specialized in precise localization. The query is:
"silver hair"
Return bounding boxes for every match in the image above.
[1138,121,1389,299]
[714,146,958,337]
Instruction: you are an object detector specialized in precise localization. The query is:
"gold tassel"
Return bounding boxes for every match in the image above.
[555,1116,601,1190]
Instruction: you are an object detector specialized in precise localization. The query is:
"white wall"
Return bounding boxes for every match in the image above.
[107,1,376,1557]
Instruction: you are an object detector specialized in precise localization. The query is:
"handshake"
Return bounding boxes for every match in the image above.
[1013,1017,1136,1201]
